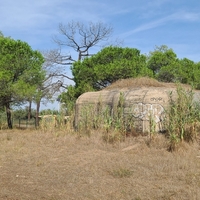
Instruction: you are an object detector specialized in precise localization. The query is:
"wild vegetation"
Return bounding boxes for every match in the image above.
[1,22,200,199]
[0,118,200,199]
[74,78,200,151]
[1,25,200,129]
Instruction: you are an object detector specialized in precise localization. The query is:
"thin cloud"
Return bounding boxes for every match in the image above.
[1,0,200,62]
[0,0,103,31]
[121,10,200,37]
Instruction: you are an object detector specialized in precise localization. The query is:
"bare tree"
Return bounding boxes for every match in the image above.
[34,78,63,127]
[32,60,66,127]
[44,21,113,80]
[38,22,122,117]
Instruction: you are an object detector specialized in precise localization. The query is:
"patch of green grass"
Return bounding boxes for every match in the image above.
[110,167,133,178]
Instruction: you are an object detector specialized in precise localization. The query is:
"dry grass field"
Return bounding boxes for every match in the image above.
[0,128,200,200]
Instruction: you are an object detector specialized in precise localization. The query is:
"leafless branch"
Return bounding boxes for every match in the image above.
[43,21,113,85]
[53,21,113,61]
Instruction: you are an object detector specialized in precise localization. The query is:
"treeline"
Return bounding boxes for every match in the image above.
[59,45,200,113]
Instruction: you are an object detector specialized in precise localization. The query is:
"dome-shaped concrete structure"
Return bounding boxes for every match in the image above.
[75,78,200,133]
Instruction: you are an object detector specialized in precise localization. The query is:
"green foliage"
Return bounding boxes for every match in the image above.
[72,46,152,91]
[39,109,59,115]
[147,45,200,90]
[166,85,200,151]
[13,108,32,119]
[0,36,45,128]
[0,36,45,104]
[176,58,200,89]
[147,45,178,77]
[58,85,78,115]
[157,58,200,89]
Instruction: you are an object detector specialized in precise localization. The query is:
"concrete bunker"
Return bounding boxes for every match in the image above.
[75,78,200,133]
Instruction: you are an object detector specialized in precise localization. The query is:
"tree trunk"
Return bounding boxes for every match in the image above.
[27,101,32,121]
[78,52,82,61]
[5,103,12,129]
[35,100,41,128]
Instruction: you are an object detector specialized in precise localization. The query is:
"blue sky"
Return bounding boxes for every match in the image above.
[1,0,200,110]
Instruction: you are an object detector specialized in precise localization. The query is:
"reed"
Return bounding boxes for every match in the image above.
[166,85,200,151]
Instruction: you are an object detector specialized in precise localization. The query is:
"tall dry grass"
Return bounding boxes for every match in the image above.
[165,85,200,151]
[103,77,192,90]
[76,79,200,151]
[0,129,200,200]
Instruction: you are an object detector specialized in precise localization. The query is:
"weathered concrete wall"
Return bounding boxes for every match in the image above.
[75,86,200,133]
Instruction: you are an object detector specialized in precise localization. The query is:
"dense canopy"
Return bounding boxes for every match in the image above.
[0,36,45,128]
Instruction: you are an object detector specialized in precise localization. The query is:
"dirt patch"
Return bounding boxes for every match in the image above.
[0,129,200,200]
